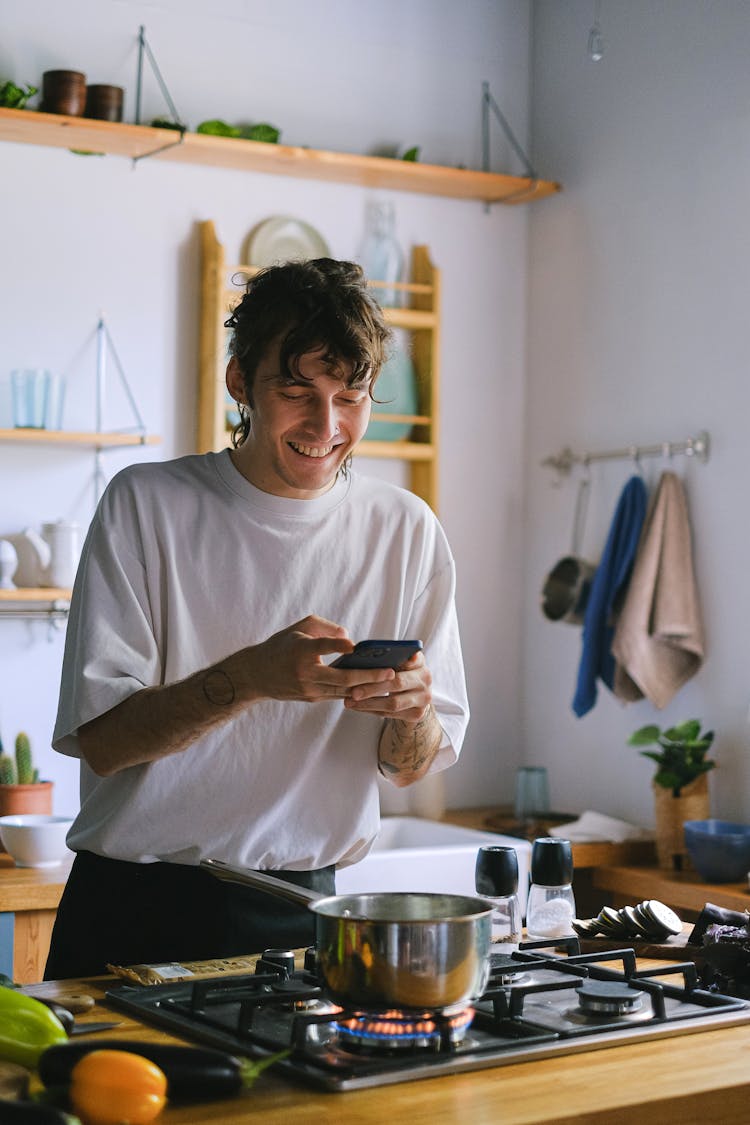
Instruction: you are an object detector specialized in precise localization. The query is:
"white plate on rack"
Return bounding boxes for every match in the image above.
[244,216,330,267]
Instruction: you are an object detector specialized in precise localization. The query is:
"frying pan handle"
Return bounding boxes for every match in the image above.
[200,858,323,907]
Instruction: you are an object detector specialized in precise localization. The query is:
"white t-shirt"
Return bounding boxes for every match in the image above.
[53,451,469,869]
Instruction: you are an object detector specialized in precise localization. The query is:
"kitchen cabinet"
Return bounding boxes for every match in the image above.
[0,107,560,206]
[0,424,160,614]
[0,854,71,982]
[198,220,442,511]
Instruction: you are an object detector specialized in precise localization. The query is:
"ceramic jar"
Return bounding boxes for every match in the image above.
[41,70,87,116]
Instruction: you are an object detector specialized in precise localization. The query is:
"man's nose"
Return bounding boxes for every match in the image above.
[306,397,339,438]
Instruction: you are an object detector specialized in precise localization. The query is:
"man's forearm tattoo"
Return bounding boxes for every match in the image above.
[380,705,441,774]
[202,668,236,706]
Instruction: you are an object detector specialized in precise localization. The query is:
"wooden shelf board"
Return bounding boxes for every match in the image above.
[222,287,436,328]
[0,588,71,602]
[383,307,438,329]
[0,428,160,448]
[355,440,434,461]
[0,108,561,205]
[593,862,750,915]
[369,413,430,425]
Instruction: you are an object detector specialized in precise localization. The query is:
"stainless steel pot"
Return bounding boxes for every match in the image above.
[200,859,492,1011]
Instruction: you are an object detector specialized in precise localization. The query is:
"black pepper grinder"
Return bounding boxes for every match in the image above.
[475,845,522,951]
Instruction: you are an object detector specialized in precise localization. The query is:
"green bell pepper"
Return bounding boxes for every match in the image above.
[0,985,68,1068]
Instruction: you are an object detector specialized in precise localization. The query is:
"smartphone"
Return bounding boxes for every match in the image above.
[331,639,423,670]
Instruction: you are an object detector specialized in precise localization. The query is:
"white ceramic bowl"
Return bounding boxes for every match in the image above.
[0,814,74,868]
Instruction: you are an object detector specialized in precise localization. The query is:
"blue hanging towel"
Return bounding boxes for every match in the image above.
[572,475,648,717]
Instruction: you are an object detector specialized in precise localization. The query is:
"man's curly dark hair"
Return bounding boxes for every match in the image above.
[224,257,392,448]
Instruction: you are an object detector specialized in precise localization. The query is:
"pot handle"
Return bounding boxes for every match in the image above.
[200,858,323,907]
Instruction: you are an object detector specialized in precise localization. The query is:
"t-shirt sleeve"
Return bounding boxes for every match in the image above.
[53,479,161,758]
[401,535,470,776]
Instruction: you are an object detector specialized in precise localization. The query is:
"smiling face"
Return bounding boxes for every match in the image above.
[227,345,372,499]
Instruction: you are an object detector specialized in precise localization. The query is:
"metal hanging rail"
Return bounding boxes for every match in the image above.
[541,430,710,476]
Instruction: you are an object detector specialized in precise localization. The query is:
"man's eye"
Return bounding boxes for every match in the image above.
[339,394,368,406]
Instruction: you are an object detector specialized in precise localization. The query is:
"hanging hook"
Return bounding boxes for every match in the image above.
[581,453,592,484]
[629,445,646,478]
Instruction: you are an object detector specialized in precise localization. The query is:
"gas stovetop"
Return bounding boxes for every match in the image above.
[106,940,750,1091]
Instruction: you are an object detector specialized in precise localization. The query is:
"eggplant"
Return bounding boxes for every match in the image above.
[38,1040,286,1103]
[0,1100,78,1124]
[33,1002,75,1038]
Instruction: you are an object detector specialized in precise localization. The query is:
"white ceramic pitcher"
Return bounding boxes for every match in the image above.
[20,521,81,588]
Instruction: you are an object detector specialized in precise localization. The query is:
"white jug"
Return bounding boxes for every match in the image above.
[17,521,81,588]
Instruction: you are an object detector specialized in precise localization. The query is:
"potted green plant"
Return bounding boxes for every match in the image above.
[628,719,714,870]
[0,80,38,109]
[0,732,53,817]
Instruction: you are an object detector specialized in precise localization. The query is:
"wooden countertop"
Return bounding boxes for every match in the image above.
[443,807,657,869]
[593,862,750,915]
[0,853,71,911]
[24,971,750,1124]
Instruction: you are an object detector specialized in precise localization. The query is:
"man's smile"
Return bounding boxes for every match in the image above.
[288,440,338,459]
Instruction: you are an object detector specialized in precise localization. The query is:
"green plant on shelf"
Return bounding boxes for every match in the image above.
[627,719,715,796]
[0,80,38,109]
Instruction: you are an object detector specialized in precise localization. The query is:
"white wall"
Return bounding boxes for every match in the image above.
[525,1,750,824]
[0,1,534,818]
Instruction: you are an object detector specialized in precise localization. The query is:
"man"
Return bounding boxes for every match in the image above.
[45,257,469,979]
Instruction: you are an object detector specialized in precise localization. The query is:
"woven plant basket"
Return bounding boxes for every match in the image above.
[653,773,710,871]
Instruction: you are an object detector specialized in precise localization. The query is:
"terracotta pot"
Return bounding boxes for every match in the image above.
[653,774,710,871]
[0,781,54,818]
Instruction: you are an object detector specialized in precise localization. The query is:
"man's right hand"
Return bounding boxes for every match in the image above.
[244,615,394,702]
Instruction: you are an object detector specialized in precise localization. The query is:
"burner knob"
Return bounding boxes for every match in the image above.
[257,948,295,977]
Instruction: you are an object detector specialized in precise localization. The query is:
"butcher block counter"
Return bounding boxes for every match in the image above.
[23,970,750,1124]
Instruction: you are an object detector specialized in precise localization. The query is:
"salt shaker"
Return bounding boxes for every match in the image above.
[526,837,576,941]
[475,845,522,951]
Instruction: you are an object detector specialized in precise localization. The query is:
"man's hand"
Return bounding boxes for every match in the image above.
[244,616,396,702]
[342,650,431,721]
[341,651,445,786]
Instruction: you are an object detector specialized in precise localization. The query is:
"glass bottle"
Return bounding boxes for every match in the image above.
[358,200,403,307]
[525,837,576,941]
[475,845,522,951]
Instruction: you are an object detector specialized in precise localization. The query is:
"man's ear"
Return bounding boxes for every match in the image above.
[226,357,246,403]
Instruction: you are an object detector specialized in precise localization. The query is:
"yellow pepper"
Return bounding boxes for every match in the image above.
[69,1049,167,1125]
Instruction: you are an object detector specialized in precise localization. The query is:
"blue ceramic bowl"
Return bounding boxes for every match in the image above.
[683,819,750,883]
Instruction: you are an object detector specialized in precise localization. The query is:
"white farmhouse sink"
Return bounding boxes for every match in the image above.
[336,816,531,912]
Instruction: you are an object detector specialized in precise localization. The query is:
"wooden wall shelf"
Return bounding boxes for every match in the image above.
[0,588,71,602]
[0,428,160,449]
[0,107,561,205]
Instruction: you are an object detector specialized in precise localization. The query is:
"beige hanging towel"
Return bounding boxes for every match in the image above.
[612,470,705,708]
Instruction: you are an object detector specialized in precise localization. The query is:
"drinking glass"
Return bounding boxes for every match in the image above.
[514,766,550,829]
[11,369,50,429]
[43,374,66,430]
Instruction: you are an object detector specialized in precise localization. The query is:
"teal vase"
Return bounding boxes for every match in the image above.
[366,332,418,441]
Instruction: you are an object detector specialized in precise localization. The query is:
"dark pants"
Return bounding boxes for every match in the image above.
[44,850,335,981]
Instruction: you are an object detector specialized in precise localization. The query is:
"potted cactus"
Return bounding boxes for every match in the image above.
[0,732,53,817]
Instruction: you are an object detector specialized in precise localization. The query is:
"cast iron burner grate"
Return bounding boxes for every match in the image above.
[105,941,750,1091]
